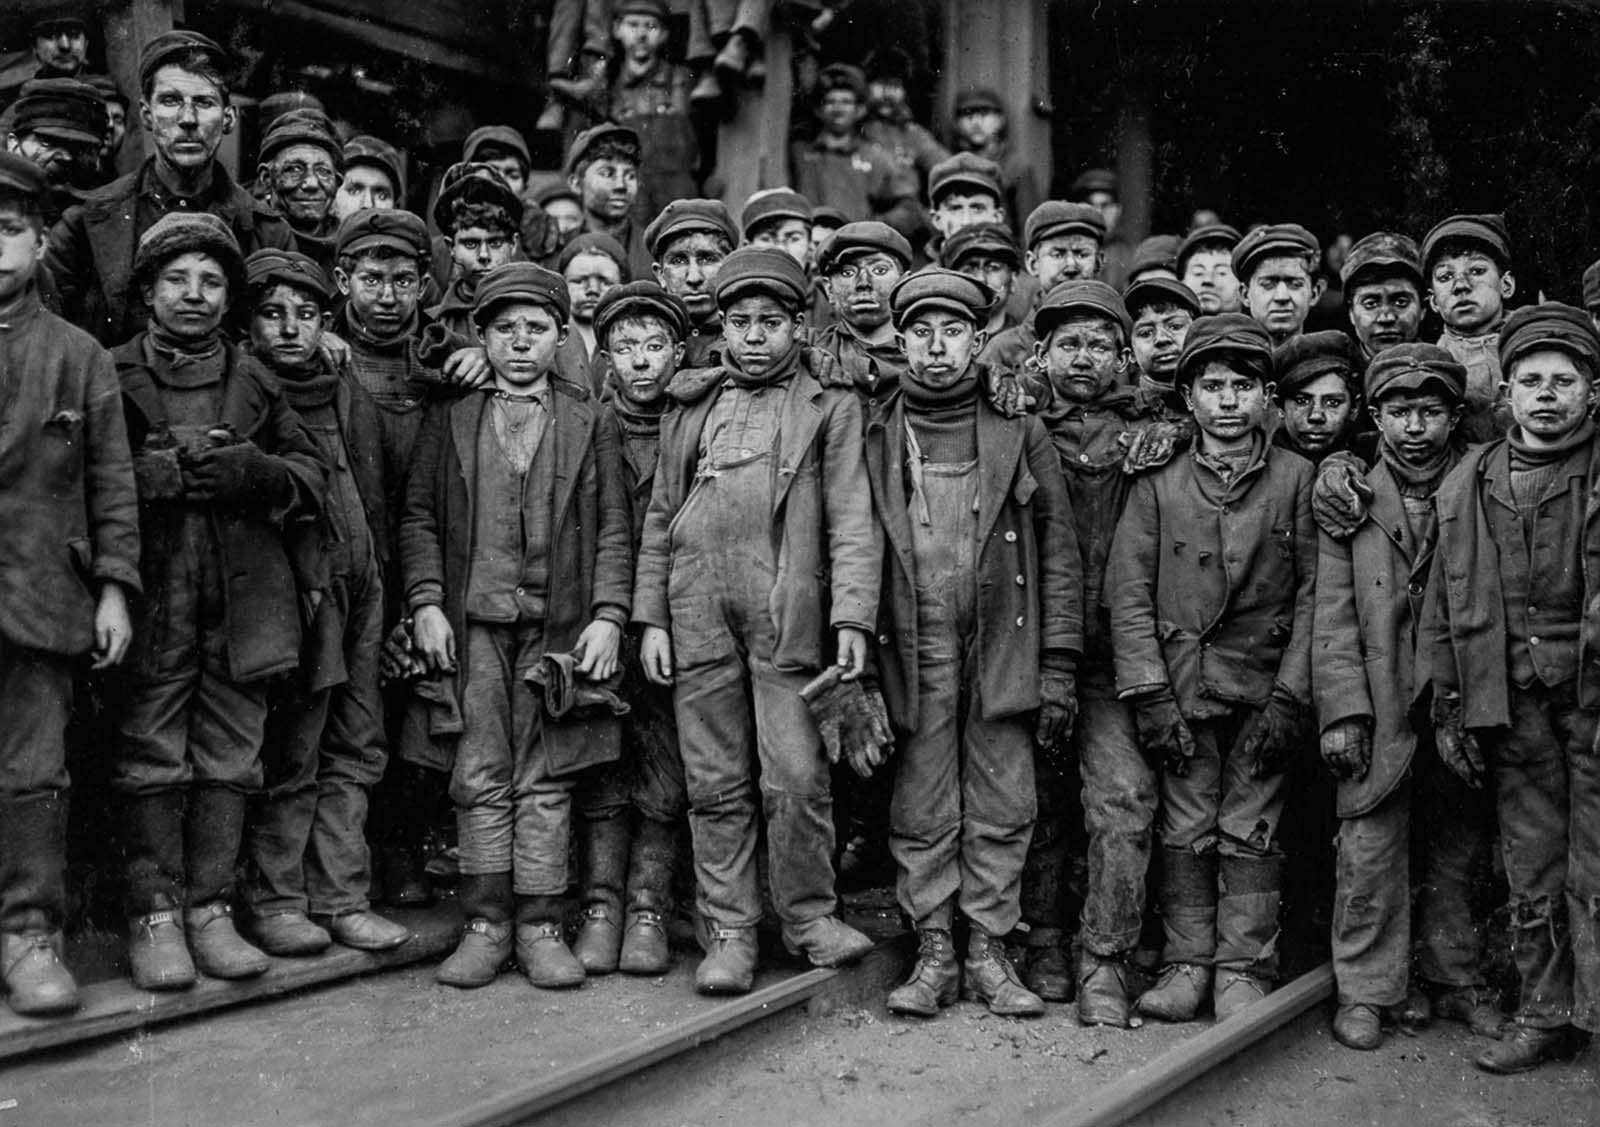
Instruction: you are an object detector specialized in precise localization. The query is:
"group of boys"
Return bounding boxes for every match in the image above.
[0,10,1594,1086]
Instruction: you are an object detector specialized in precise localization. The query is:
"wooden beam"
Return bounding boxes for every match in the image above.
[941,0,1053,189]
[713,27,795,211]
[101,0,175,172]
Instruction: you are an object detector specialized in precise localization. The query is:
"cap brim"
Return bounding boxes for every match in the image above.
[341,233,424,258]
[1343,255,1421,286]
[31,124,101,146]
[1371,371,1461,400]
[716,279,804,309]
[947,243,1020,268]
[895,295,981,327]
[932,175,999,203]
[1032,222,1102,246]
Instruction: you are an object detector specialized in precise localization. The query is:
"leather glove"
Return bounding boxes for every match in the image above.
[1320,718,1372,781]
[132,447,185,501]
[1120,419,1190,474]
[800,666,894,779]
[1132,688,1196,775]
[984,369,1033,417]
[1234,686,1309,779]
[181,440,290,505]
[1311,451,1374,540]
[1433,693,1485,789]
[1036,672,1079,762]
[381,620,424,684]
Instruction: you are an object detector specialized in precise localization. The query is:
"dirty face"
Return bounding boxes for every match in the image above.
[1505,348,1594,445]
[333,164,397,221]
[653,232,728,321]
[450,225,517,279]
[1038,315,1125,404]
[1348,276,1422,357]
[606,313,682,407]
[721,294,798,376]
[1372,392,1458,467]
[336,251,422,335]
[563,250,622,325]
[825,251,902,331]
[250,281,325,370]
[265,142,338,228]
[142,66,234,175]
[1428,250,1513,335]
[1183,360,1270,448]
[144,251,230,340]
[1182,247,1240,314]
[1279,372,1357,457]
[900,311,982,389]
[482,300,564,389]
[1130,302,1194,381]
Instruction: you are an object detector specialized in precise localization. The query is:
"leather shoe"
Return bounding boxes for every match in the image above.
[886,929,958,1018]
[962,933,1044,1017]
[618,909,671,976]
[1,932,80,1016]
[1434,985,1506,1038]
[573,906,622,975]
[1333,1002,1385,1051]
[517,922,585,989]
[696,927,757,995]
[436,919,510,988]
[318,910,412,952]
[783,915,873,968]
[1476,1024,1585,1074]
[251,911,331,957]
[185,901,268,980]
[1025,944,1072,1002]
[1213,969,1270,1021]
[1076,952,1133,1028]
[128,911,196,991]
[1137,963,1210,1022]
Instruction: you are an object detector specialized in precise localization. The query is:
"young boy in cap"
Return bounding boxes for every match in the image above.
[559,124,650,279]
[741,188,814,269]
[1178,223,1243,316]
[1422,214,1516,444]
[633,246,881,995]
[941,222,1023,340]
[1234,223,1324,347]
[598,0,700,225]
[111,210,327,991]
[1127,235,1181,286]
[402,261,632,990]
[1314,343,1503,1052]
[557,231,630,398]
[809,220,913,405]
[1423,302,1600,1073]
[645,198,738,368]
[790,64,920,239]
[0,151,138,1015]
[925,153,1005,252]
[948,86,1038,233]
[1272,331,1364,464]
[239,247,412,956]
[979,201,1106,377]
[868,267,1081,1021]
[426,163,524,347]
[1108,312,1317,1023]
[256,107,343,272]
[333,135,403,223]
[535,182,585,244]
[1343,232,1424,364]
[1125,275,1200,404]
[461,125,533,201]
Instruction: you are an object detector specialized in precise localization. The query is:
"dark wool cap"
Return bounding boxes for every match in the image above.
[1500,301,1600,375]
[1342,231,1421,290]
[1125,276,1200,319]
[1070,167,1118,199]
[952,86,1003,115]
[564,123,640,178]
[712,246,810,311]
[1175,222,1242,274]
[1231,223,1319,284]
[336,207,429,260]
[535,182,580,208]
[342,134,404,195]
[32,12,89,36]
[259,90,324,127]
[1272,330,1362,399]
[1023,201,1106,250]
[557,230,631,280]
[432,162,524,232]
[259,107,343,167]
[473,261,570,326]
[614,0,670,19]
[245,248,334,301]
[463,124,530,167]
[817,63,867,99]
[1129,234,1182,280]
[133,211,244,289]
[594,281,689,342]
[929,152,1002,206]
[1035,279,1132,341]
[83,73,128,107]
[1365,343,1467,404]
[1584,258,1600,312]
[811,205,849,231]
[741,188,813,237]
[644,198,738,258]
[139,30,228,93]
[1421,213,1511,272]
[889,268,994,329]
[814,220,913,274]
[0,151,48,199]
[1176,312,1274,385]
[940,222,1021,270]
[10,77,104,146]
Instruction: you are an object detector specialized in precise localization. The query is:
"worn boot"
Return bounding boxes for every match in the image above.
[436,872,512,988]
[783,915,874,968]
[1214,854,1282,1021]
[1137,962,1211,1022]
[0,794,80,1014]
[183,787,268,978]
[573,812,629,974]
[619,816,676,975]
[886,929,959,1017]
[1024,929,1073,1002]
[1333,1002,1385,1050]
[1476,1024,1586,1074]
[317,909,412,951]
[963,928,1045,1017]
[1077,949,1135,1028]
[516,895,584,989]
[1136,848,1218,1022]
[1433,984,1506,1038]
[123,791,194,991]
[696,927,758,995]
[185,901,269,979]
[1390,982,1431,1030]
[0,932,78,1016]
[713,30,755,84]
[1213,968,1271,1020]
[128,910,195,991]
[548,52,609,111]
[250,910,332,957]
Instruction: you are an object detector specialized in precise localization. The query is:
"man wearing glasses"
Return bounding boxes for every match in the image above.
[255,106,344,274]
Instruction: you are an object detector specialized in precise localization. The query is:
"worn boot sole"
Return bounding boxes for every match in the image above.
[618,922,670,976]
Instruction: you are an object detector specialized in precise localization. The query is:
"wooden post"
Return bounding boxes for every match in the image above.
[101,0,175,173]
[940,0,1053,194]
[713,28,795,210]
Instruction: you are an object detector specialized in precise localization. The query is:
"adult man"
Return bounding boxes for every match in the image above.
[790,64,920,240]
[1344,232,1425,363]
[859,48,949,192]
[645,197,738,368]
[978,201,1106,377]
[45,30,294,345]
[1234,223,1324,347]
[1071,168,1130,290]
[333,135,403,223]
[809,220,913,404]
[256,107,343,272]
[947,86,1038,233]
[4,78,106,224]
[1178,223,1243,316]
[0,11,91,114]
[1423,213,1516,444]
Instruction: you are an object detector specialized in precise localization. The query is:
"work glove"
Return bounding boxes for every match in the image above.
[381,620,425,684]
[800,666,895,779]
[1234,685,1309,779]
[181,439,290,505]
[1433,692,1485,789]
[1036,671,1079,763]
[132,447,185,501]
[984,369,1034,417]
[1120,419,1190,474]
[1320,718,1372,782]
[1132,688,1196,775]
[1312,451,1374,540]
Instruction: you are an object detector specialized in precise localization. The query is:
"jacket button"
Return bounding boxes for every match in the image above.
[1530,636,1541,645]
[1004,531,1017,542]
[1015,615,1025,627]
[515,587,525,596]
[878,634,889,645]
[1015,574,1025,586]
[1409,582,1424,597]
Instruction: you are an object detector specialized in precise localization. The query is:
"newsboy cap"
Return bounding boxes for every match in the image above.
[0,152,47,199]
[593,281,689,343]
[462,124,530,167]
[258,90,323,128]
[1023,201,1105,251]
[1231,223,1319,284]
[814,220,913,275]
[645,198,738,258]
[889,269,994,329]
[952,86,1003,115]
[139,30,228,94]
[613,0,671,19]
[1035,279,1132,341]
[1128,234,1181,282]
[336,208,429,260]
[1175,312,1273,385]
[1069,168,1118,199]
[1175,222,1241,275]
[245,247,334,301]
[1365,343,1467,403]
[472,261,570,326]
[133,211,244,289]
[557,231,631,280]
[1272,330,1361,399]
[1342,231,1422,290]
[940,222,1021,270]
[1500,301,1600,375]
[1421,213,1511,272]
[258,107,343,167]
[1124,276,1200,320]
[10,77,105,146]
[740,188,813,238]
[432,162,524,232]
[564,123,640,178]
[928,152,1002,206]
[712,246,809,310]
[342,134,405,196]
[817,63,867,100]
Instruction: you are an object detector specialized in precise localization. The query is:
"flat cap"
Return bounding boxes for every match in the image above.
[952,86,1003,115]
[1584,258,1600,312]
[259,107,343,167]
[940,222,1021,270]
[811,205,849,231]
[1034,279,1131,341]
[139,30,228,93]
[342,134,404,196]
[535,181,580,209]
[10,77,105,146]
[258,90,323,127]
[1023,201,1106,250]
[613,0,670,19]
[1231,223,1319,283]
[1272,330,1361,399]
[1129,234,1181,280]
[0,152,47,199]
[82,73,128,106]
[817,63,866,99]
[31,12,89,36]
[1365,342,1467,403]
[1175,312,1274,385]
[741,188,813,237]
[889,268,994,329]
[245,247,334,301]
[133,211,244,289]
[1500,301,1600,374]
[564,123,640,178]
[712,245,809,310]
[814,220,913,274]
[1124,276,1200,319]
[1175,222,1241,273]
[432,161,524,231]
[473,261,571,325]
[1342,231,1421,289]
[557,231,631,280]
[462,124,529,167]
[644,198,738,258]
[1421,213,1511,271]
[336,207,429,260]
[929,152,1002,206]
[594,281,689,342]
[1070,167,1118,199]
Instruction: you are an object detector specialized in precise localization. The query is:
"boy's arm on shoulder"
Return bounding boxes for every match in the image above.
[83,343,141,594]
[1106,473,1168,697]
[819,389,881,632]
[589,410,633,625]
[1025,417,1083,658]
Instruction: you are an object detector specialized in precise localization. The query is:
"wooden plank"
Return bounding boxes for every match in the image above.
[100,0,176,172]
[1042,963,1336,1127]
[0,904,460,1063]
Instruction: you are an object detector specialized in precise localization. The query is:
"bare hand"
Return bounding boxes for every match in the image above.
[443,347,490,388]
[412,605,456,673]
[640,626,674,685]
[91,583,132,670]
[574,619,623,681]
[319,330,352,369]
[835,627,868,681]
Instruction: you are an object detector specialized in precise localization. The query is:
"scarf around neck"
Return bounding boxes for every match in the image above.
[1508,418,1595,469]
[723,343,801,391]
